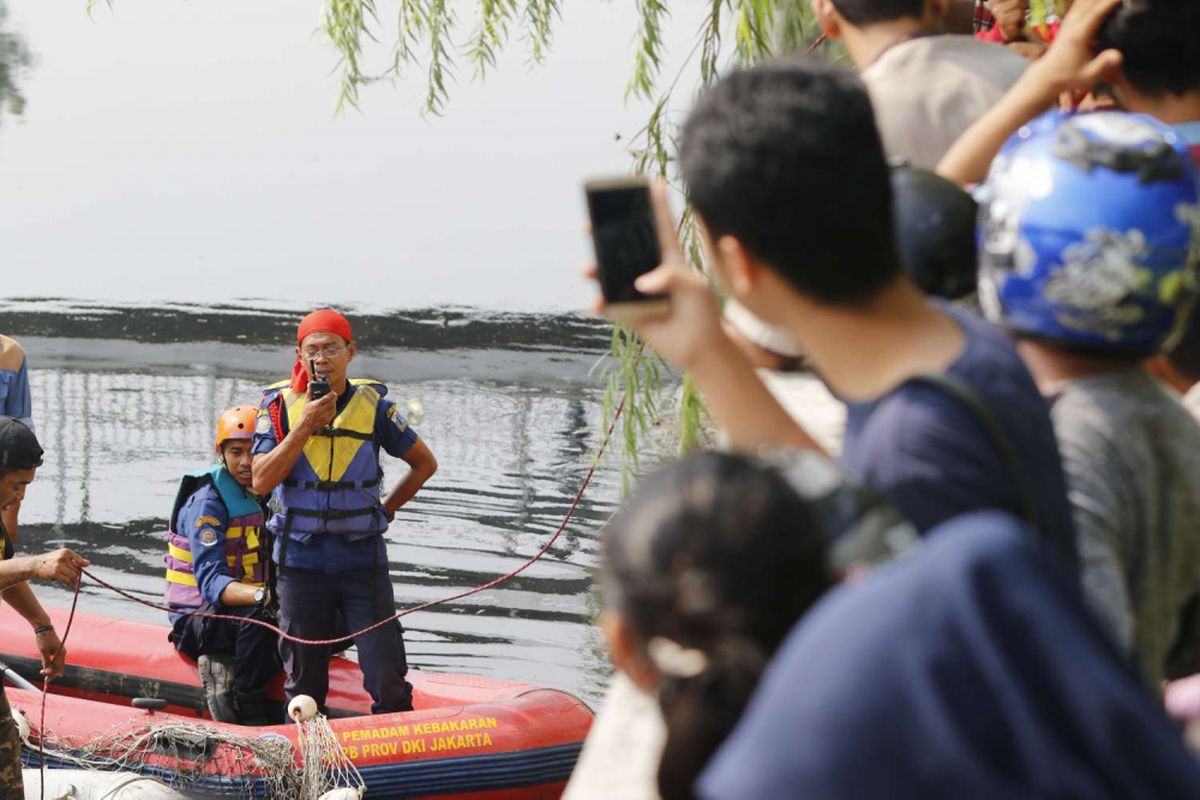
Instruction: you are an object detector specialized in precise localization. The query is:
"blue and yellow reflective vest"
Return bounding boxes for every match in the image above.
[266,379,389,539]
[164,465,267,611]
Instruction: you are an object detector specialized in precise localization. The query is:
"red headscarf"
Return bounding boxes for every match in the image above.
[291,309,354,392]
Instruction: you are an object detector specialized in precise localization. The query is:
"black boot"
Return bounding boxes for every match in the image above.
[198,654,237,723]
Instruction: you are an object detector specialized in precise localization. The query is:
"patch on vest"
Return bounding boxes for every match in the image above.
[198,528,220,546]
[195,515,221,529]
[256,413,272,434]
[387,404,407,432]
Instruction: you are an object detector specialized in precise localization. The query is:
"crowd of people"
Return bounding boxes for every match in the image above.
[3,0,1200,796]
[568,0,1200,797]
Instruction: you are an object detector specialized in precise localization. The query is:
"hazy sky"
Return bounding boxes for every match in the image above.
[0,1,701,311]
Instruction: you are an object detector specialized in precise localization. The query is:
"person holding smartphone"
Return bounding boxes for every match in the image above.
[251,309,438,715]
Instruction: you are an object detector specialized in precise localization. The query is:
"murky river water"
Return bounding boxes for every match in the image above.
[4,301,621,705]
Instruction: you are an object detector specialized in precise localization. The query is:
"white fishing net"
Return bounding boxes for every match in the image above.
[13,697,365,800]
[289,696,365,800]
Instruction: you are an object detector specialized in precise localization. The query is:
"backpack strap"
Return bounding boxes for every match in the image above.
[904,373,1040,532]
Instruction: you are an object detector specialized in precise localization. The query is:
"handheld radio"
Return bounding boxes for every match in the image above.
[308,358,332,401]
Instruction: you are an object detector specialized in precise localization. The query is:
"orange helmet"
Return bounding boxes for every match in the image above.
[215,405,257,453]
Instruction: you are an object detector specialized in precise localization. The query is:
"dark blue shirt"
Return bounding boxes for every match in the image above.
[839,304,1077,572]
[252,383,419,573]
[700,512,1200,800]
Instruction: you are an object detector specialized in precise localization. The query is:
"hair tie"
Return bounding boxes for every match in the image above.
[647,636,708,678]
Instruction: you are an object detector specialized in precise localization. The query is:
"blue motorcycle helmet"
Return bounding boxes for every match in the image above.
[977,110,1200,357]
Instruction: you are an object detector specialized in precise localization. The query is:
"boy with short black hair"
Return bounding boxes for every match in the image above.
[596,56,1078,574]
[1097,0,1200,154]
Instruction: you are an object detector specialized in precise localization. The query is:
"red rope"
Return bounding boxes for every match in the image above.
[26,393,625,790]
[72,393,624,648]
[39,570,82,800]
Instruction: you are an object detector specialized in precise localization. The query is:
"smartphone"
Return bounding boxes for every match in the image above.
[585,176,670,322]
[309,359,331,401]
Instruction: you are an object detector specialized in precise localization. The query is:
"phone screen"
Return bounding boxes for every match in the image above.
[586,181,663,304]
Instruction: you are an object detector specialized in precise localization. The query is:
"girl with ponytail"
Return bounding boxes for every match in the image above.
[593,450,912,799]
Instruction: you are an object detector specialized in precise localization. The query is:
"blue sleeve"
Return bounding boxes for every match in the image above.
[177,490,236,608]
[0,358,33,430]
[376,398,418,458]
[252,392,282,456]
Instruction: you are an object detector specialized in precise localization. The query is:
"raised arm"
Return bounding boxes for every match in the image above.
[251,391,338,496]
[937,0,1124,186]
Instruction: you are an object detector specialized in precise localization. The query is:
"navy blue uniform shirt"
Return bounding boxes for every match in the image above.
[172,483,241,622]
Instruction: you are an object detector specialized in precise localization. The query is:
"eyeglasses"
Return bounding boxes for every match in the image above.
[300,346,346,360]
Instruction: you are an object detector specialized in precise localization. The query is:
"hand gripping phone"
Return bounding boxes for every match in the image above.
[585,176,670,322]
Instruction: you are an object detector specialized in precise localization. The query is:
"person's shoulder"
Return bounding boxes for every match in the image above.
[923,510,1040,573]
[1058,373,1200,462]
[260,380,290,403]
[916,34,1029,77]
[178,481,228,530]
[943,305,1038,387]
[850,378,976,454]
[774,512,1036,678]
[350,379,389,400]
[0,336,25,373]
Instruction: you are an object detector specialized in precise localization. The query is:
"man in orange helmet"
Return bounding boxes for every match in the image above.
[164,405,279,725]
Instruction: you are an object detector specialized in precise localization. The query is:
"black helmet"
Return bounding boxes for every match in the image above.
[0,417,43,471]
[890,164,979,300]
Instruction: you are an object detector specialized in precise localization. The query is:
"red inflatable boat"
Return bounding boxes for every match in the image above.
[0,607,593,798]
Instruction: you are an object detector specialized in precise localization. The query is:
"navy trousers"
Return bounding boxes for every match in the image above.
[277,567,413,714]
[169,603,281,700]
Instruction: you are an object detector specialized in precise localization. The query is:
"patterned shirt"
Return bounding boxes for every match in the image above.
[1051,370,1200,688]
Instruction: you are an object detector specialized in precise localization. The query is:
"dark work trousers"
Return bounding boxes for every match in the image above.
[277,566,414,715]
[169,603,282,701]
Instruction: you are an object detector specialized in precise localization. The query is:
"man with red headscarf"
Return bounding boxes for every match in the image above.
[252,310,438,714]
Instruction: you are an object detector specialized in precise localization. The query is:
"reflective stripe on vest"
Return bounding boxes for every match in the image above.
[164,465,267,611]
[269,381,388,538]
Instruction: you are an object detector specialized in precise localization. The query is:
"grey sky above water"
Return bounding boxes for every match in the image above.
[0,1,700,311]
